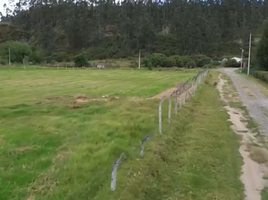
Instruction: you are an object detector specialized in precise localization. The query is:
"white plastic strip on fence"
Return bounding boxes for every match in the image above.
[111,153,126,191]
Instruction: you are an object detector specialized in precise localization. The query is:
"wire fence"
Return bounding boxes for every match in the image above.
[111,69,209,191]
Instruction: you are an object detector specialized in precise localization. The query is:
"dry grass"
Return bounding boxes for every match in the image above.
[249,146,268,164]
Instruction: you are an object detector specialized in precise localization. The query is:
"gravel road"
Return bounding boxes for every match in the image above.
[222,68,268,136]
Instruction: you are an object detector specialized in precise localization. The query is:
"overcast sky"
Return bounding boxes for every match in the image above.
[0,0,10,15]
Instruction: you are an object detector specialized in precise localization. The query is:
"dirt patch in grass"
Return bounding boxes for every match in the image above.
[152,87,177,99]
[26,195,35,200]
[44,94,120,108]
[46,95,72,101]
[11,145,39,155]
[152,83,192,99]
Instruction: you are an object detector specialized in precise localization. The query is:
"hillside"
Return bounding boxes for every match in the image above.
[1,0,267,58]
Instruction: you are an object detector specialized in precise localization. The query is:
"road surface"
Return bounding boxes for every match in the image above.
[222,68,268,136]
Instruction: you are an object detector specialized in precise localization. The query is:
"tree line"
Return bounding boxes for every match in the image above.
[0,0,268,62]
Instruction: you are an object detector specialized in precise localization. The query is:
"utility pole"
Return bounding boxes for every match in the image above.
[8,48,11,65]
[247,33,252,75]
[138,50,141,69]
[240,48,244,70]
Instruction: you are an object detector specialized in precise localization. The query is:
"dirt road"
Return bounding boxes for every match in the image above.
[222,68,268,136]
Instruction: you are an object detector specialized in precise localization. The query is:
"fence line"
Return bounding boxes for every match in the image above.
[111,69,209,191]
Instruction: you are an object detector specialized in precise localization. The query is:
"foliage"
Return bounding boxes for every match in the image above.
[196,56,212,68]
[129,60,138,68]
[224,59,240,68]
[0,41,32,63]
[30,49,44,64]
[256,21,268,70]
[169,55,183,68]
[22,56,29,65]
[203,64,217,69]
[185,59,197,68]
[251,71,268,83]
[1,0,265,57]
[49,51,71,62]
[144,53,172,68]
[74,53,89,67]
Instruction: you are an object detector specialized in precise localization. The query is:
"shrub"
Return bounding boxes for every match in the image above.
[0,41,32,63]
[50,51,70,62]
[142,58,152,70]
[185,60,197,68]
[146,53,171,68]
[211,61,220,66]
[30,49,44,64]
[196,56,211,68]
[22,56,29,65]
[224,59,240,68]
[129,60,138,68]
[74,53,89,67]
[203,64,217,69]
[0,56,7,65]
[169,55,183,67]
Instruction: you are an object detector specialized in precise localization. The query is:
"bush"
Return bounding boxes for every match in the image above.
[0,56,7,65]
[211,61,220,66]
[196,56,211,68]
[30,49,44,64]
[203,64,217,69]
[224,59,240,68]
[129,60,138,68]
[74,53,89,67]
[251,71,268,83]
[142,58,152,70]
[146,53,172,68]
[0,41,32,63]
[185,60,197,68]
[50,51,70,62]
[22,56,29,65]
[169,55,183,67]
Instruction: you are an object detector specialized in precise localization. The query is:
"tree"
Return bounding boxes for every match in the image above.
[74,53,89,67]
[256,21,268,70]
[0,41,32,63]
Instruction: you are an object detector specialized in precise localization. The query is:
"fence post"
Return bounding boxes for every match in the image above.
[111,153,126,191]
[140,134,153,158]
[174,91,178,115]
[159,96,166,135]
[168,96,171,124]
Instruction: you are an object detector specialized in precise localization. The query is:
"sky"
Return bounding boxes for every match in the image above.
[0,0,10,15]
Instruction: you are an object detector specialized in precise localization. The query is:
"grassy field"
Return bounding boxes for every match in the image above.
[0,69,243,200]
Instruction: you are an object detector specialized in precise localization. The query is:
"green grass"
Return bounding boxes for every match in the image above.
[0,68,194,106]
[236,70,268,97]
[262,188,268,200]
[0,69,243,200]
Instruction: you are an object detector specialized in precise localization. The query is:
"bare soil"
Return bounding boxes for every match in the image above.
[152,83,192,99]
